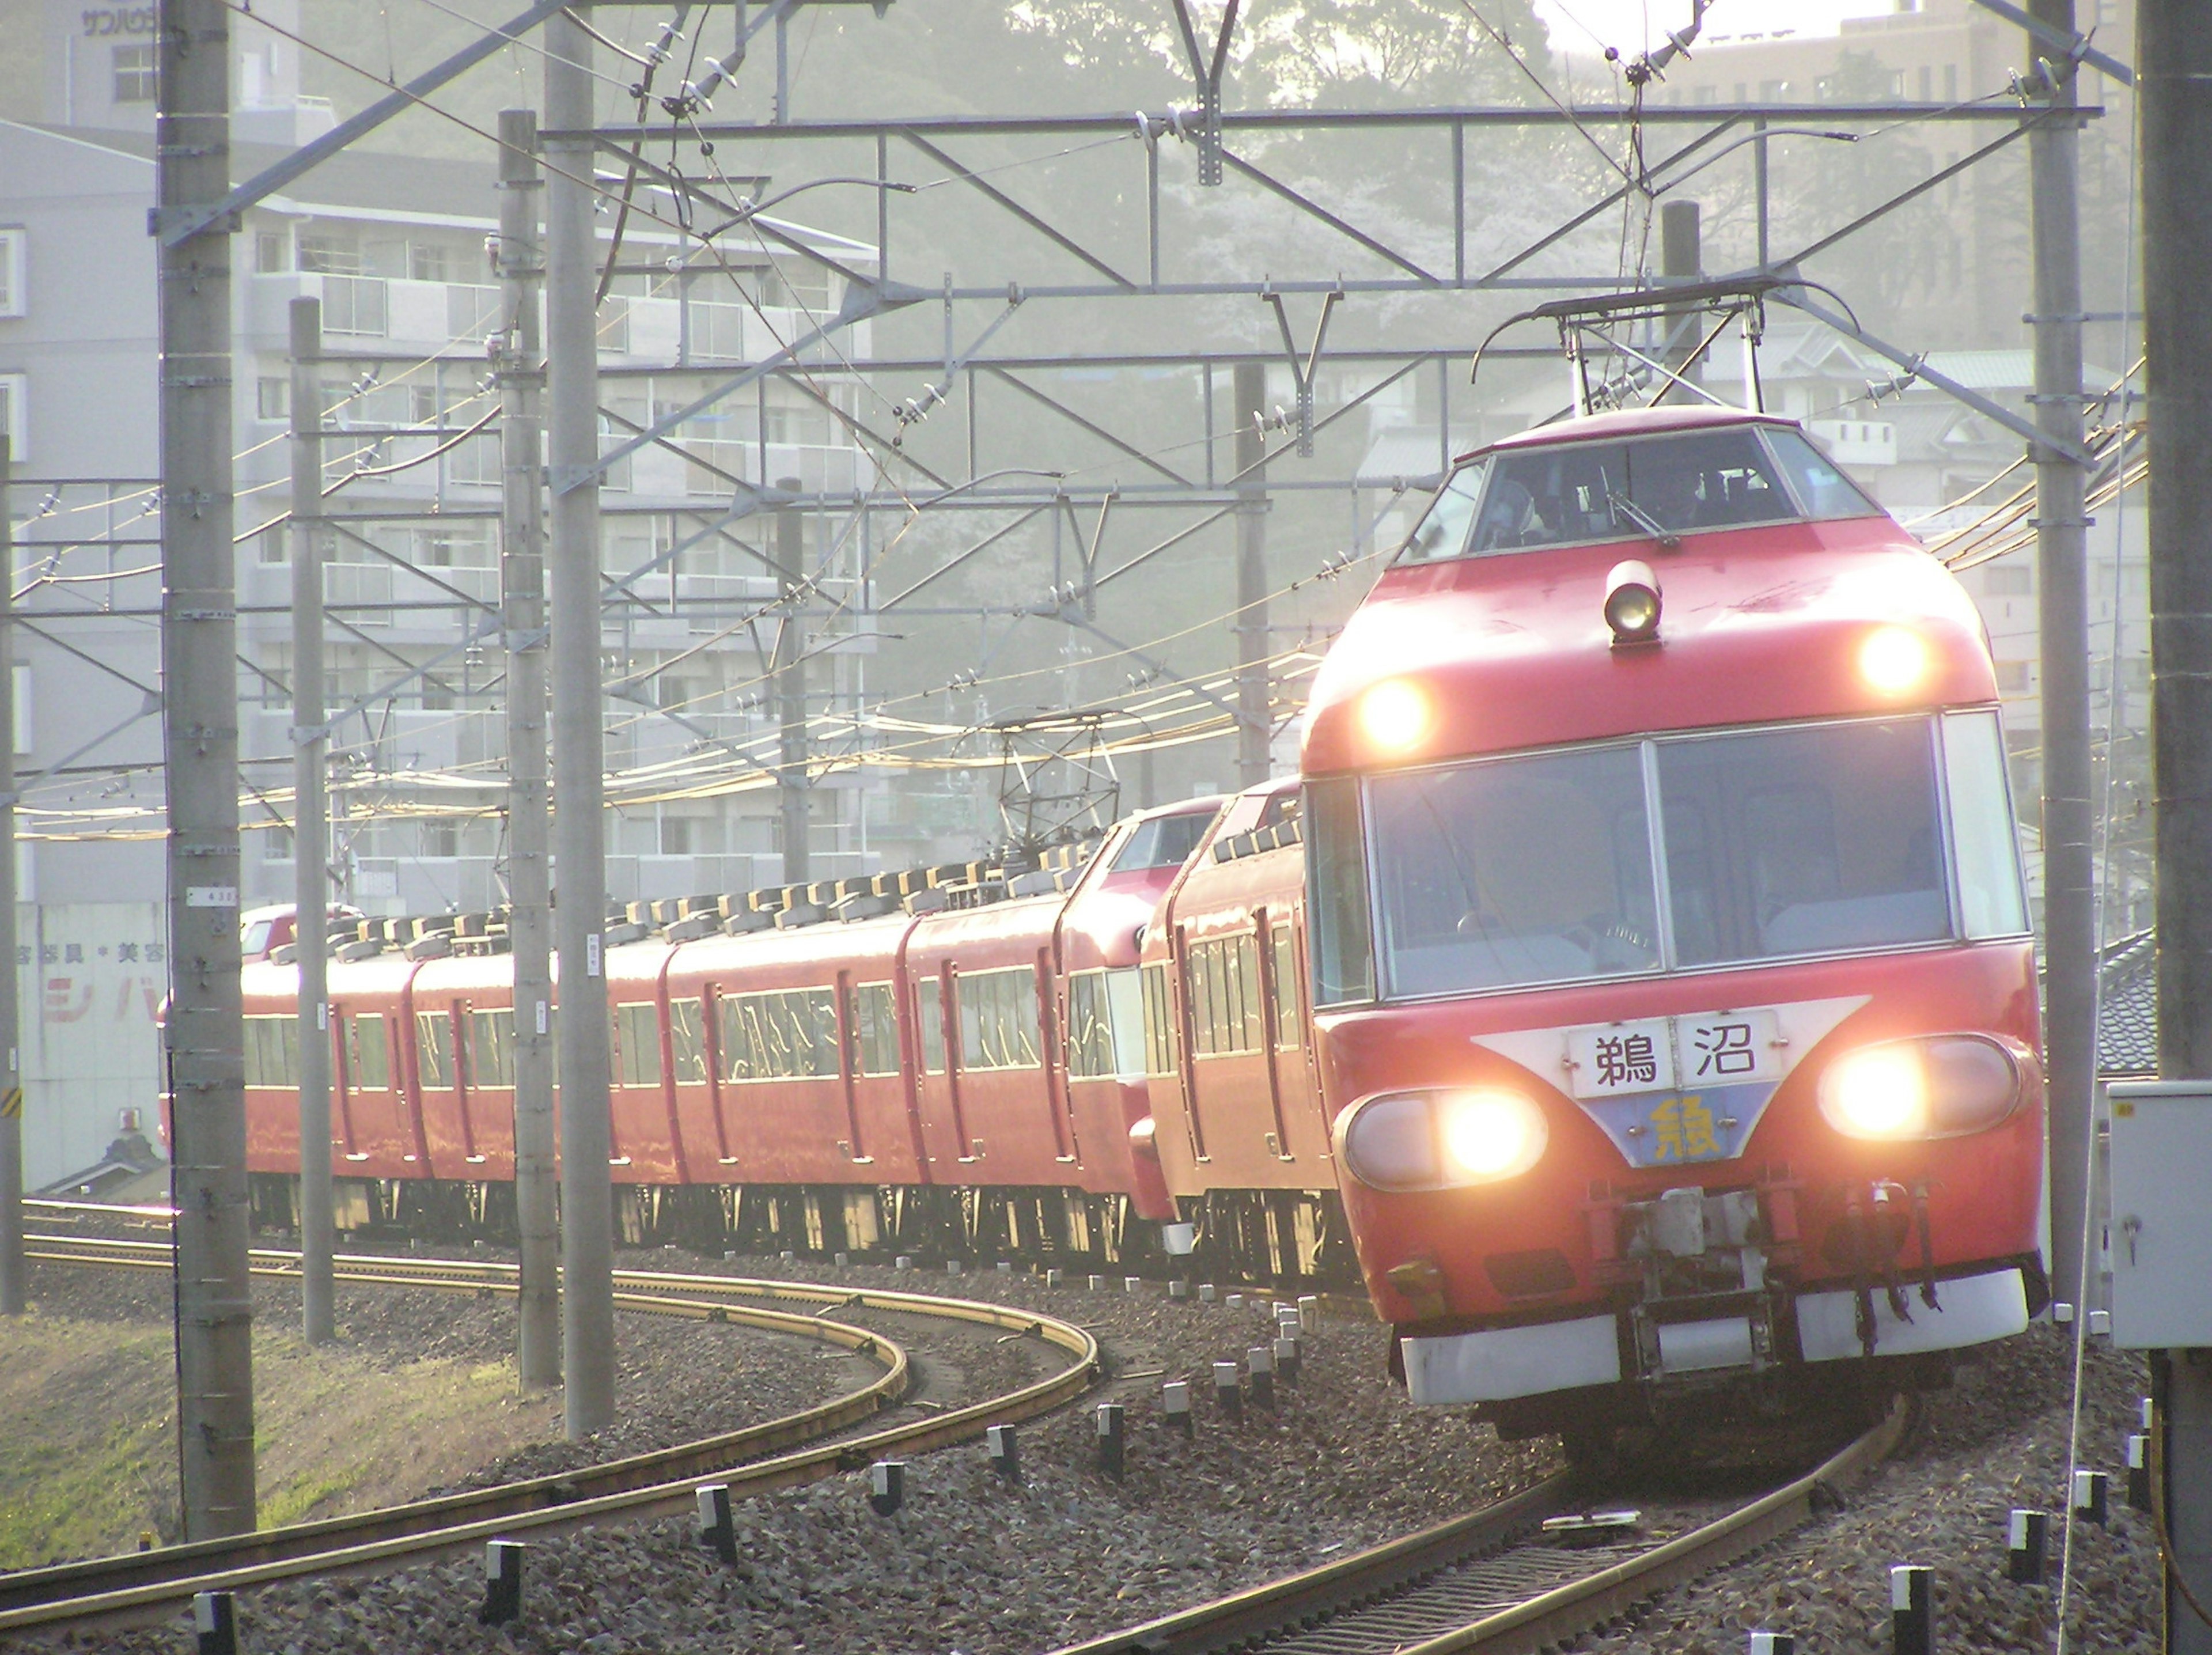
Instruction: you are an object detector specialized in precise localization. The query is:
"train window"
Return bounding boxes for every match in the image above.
[1764,427,1881,521]
[916,978,946,1074]
[1368,745,1661,997]
[1305,778,1375,1006]
[1942,710,2031,939]
[243,1015,301,1087]
[714,989,836,1081]
[465,1009,515,1088]
[415,1012,453,1089]
[1395,460,1488,565]
[1472,428,1798,555]
[1270,924,1301,1048]
[1066,971,1115,1079]
[955,968,1041,1071]
[1105,968,1147,1079]
[1185,937,1263,1056]
[1140,962,1177,1075]
[1656,718,1948,965]
[853,982,899,1076]
[1110,806,1219,873]
[349,1014,389,1090]
[613,1003,661,1087]
[669,997,708,1084]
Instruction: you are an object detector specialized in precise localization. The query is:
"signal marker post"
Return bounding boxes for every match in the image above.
[289,297,334,1347]
[0,437,20,1319]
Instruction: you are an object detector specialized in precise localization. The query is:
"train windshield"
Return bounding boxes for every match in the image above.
[1315,711,2027,1003]
[1110,806,1219,873]
[1396,426,1880,564]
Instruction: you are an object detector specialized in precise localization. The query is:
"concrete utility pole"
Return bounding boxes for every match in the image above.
[289,298,334,1346]
[1233,363,1268,787]
[544,10,615,1439]
[497,107,559,1391]
[2141,5,2212,1648]
[156,0,256,1535]
[1660,199,1705,398]
[2026,0,2095,1326]
[774,478,809,885]
[0,437,21,1319]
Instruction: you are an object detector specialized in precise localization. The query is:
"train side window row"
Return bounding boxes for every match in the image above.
[957,966,1042,1072]
[1188,934,1264,1057]
[719,987,840,1082]
[244,1014,301,1088]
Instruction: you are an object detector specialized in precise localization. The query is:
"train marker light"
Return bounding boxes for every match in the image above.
[1603,560,1663,645]
[1357,677,1432,755]
[1858,625,1931,697]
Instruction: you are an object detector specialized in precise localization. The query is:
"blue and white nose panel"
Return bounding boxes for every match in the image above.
[1472,996,1867,1169]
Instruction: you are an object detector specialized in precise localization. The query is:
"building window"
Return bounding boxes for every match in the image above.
[409,243,448,283]
[1983,565,2032,597]
[13,662,30,757]
[0,373,24,464]
[257,377,289,422]
[255,231,289,274]
[659,815,692,855]
[0,229,24,319]
[112,44,156,103]
[1994,659,2032,695]
[297,235,361,276]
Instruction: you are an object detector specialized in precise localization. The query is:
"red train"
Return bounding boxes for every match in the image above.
[202,403,2044,1441]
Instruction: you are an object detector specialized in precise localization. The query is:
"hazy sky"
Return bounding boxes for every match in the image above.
[1534,1,1903,56]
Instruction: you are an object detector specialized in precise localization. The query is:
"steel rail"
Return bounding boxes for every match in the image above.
[1048,1397,1911,1655]
[3,1239,1101,1634]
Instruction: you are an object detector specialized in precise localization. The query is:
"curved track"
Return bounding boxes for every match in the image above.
[1047,1399,1912,1655]
[2,1233,1100,1636]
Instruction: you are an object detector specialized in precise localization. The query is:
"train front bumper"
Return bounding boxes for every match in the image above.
[1399,1262,2030,1406]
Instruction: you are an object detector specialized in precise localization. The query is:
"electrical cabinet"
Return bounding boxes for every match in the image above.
[2108,1081,2212,1348]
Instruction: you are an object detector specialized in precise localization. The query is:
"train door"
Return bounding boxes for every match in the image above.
[1168,923,1210,1165]
[1252,907,1297,1164]
[833,968,869,1163]
[335,1005,404,1170]
[458,1002,511,1174]
[1033,949,1080,1165]
[410,1001,469,1175]
[698,982,741,1171]
[912,963,975,1168]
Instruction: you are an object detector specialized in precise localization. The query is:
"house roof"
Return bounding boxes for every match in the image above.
[2099,929,2157,1078]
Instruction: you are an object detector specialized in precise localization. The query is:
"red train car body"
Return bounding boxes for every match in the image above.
[211,402,2044,1444]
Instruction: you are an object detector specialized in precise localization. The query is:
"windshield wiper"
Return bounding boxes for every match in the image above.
[1600,467,1681,550]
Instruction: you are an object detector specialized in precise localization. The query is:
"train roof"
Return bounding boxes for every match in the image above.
[1302,506,1994,777]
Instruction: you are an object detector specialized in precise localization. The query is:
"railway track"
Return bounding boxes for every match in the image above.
[3,1232,1101,1637]
[1048,1398,1912,1655]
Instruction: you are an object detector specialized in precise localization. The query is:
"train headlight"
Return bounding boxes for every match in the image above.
[1858,625,1932,698]
[1604,559,1662,645]
[1818,1035,2022,1139]
[1340,1087,1548,1192]
[1357,678,1432,755]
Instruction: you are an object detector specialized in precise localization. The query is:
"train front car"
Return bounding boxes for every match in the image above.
[1303,406,2044,1444]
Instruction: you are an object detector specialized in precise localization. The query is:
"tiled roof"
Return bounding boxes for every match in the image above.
[2096,928,2157,1078]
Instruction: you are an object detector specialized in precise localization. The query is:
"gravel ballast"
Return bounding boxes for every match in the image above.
[3,1251,2166,1655]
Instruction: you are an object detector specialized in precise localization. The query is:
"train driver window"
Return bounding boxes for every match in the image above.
[1395,460,1488,565]
[1655,718,1949,965]
[1366,745,1661,996]
[1764,427,1881,521]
